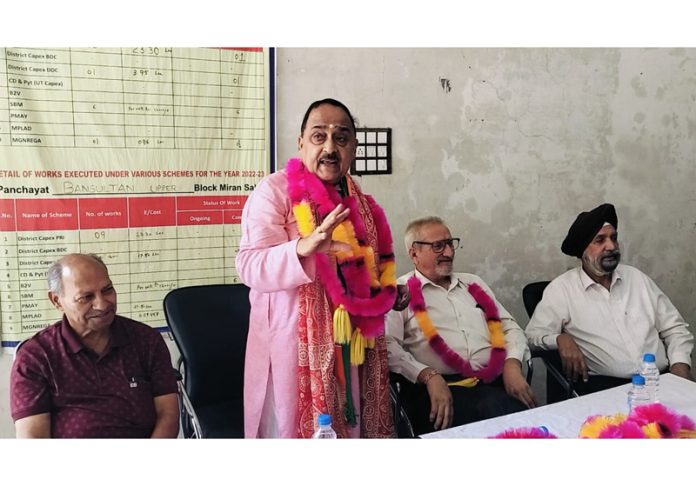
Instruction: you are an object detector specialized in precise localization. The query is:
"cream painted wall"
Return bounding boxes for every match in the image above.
[276,47,696,336]
[0,351,15,437]
[275,48,696,405]
[1,47,694,436]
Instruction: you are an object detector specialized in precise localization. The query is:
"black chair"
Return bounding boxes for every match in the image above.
[522,281,578,402]
[389,372,416,438]
[12,340,28,361]
[163,283,250,438]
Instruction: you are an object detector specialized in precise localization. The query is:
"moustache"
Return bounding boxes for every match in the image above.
[320,153,339,163]
[437,258,453,264]
[601,250,621,259]
[87,308,114,319]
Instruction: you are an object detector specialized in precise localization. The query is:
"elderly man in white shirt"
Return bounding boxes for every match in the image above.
[525,203,693,399]
[386,216,536,435]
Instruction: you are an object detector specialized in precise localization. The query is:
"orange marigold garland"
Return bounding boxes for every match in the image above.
[406,275,506,383]
[287,157,396,363]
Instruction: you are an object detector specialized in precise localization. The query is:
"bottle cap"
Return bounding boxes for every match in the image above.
[632,374,645,385]
[643,353,656,363]
[317,413,332,426]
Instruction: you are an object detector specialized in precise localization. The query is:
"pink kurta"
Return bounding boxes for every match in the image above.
[236,169,360,438]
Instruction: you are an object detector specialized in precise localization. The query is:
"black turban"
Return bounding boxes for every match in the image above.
[561,203,618,258]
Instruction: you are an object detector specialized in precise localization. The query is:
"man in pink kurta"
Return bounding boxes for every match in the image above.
[238,167,366,438]
[236,169,305,438]
[236,99,397,438]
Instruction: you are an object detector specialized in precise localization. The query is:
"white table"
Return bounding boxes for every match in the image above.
[421,373,696,438]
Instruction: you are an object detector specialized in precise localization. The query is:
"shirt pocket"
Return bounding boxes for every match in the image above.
[623,309,656,355]
[125,374,153,393]
[122,373,157,426]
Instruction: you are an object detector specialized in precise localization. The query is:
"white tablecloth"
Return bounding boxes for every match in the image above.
[421,373,696,438]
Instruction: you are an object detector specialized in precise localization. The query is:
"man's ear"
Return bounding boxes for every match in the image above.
[297,135,303,151]
[48,291,62,311]
[408,246,418,263]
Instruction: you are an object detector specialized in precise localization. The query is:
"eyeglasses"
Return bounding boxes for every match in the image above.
[412,238,460,253]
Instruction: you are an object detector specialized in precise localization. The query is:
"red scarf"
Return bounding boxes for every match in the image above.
[289,159,394,438]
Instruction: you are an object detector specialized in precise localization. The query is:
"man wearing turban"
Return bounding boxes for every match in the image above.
[525,203,693,399]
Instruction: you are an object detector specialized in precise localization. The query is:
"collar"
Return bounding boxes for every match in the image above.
[59,315,84,354]
[59,314,128,355]
[413,269,462,292]
[578,264,623,290]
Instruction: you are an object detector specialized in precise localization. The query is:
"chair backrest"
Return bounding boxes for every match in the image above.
[522,280,578,402]
[163,284,250,408]
[13,340,28,362]
[522,281,550,318]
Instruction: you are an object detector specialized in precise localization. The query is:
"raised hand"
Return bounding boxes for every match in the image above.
[296,203,351,258]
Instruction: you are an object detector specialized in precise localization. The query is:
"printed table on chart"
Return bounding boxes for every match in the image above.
[0,195,247,341]
[0,47,266,150]
[0,47,271,344]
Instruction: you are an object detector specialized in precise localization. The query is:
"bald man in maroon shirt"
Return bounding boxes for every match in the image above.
[10,253,179,438]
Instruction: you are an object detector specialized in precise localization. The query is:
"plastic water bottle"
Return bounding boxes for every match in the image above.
[627,374,650,413]
[639,353,660,403]
[312,413,338,439]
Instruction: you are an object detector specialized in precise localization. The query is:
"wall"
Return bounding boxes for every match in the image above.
[2,47,695,436]
[276,47,696,336]
[0,351,14,437]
